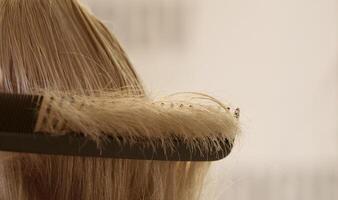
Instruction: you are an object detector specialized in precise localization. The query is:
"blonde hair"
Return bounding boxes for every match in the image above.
[0,0,239,199]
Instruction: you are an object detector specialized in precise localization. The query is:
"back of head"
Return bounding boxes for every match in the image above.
[0,0,209,200]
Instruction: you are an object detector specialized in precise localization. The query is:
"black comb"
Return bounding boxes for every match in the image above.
[0,93,234,161]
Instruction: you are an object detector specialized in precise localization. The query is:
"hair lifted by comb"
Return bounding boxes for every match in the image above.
[34,89,239,155]
[0,0,239,200]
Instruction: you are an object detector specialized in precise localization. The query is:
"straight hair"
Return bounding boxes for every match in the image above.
[0,0,238,199]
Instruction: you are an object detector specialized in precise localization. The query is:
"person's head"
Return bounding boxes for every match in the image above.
[0,0,211,199]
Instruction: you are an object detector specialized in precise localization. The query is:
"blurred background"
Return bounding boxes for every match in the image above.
[83,0,337,199]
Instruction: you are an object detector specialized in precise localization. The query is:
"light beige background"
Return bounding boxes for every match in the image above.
[85,0,337,199]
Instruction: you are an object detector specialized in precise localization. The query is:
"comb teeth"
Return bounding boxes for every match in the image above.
[0,93,43,133]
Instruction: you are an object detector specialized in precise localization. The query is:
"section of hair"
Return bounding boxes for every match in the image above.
[1,154,210,200]
[34,90,239,152]
[0,0,142,93]
[0,0,239,200]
